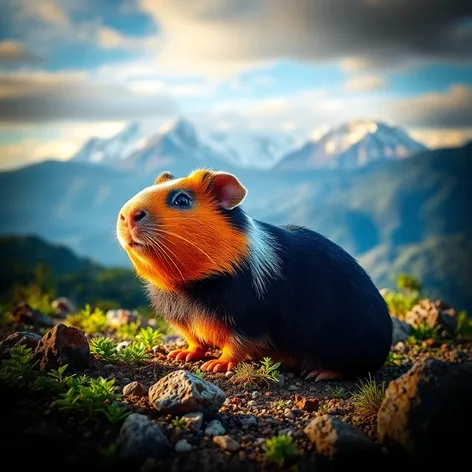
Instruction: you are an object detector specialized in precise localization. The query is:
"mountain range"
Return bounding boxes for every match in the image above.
[71,118,427,172]
[1,119,471,311]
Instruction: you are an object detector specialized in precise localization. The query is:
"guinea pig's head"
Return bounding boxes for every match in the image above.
[116,169,249,291]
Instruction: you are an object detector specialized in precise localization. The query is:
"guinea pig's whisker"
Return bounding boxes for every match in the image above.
[141,232,186,283]
[153,228,217,266]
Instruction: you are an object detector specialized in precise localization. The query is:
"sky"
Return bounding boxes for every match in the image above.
[1,0,472,170]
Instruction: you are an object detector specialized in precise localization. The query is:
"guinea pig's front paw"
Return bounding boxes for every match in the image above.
[167,347,207,362]
[305,369,344,382]
[201,358,237,373]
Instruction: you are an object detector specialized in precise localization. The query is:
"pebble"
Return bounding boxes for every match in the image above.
[287,373,296,379]
[277,374,285,388]
[182,412,203,432]
[278,428,294,437]
[239,415,257,427]
[175,439,192,453]
[205,420,226,436]
[285,411,295,421]
[213,435,240,452]
[247,400,257,407]
[288,385,299,391]
[225,371,235,378]
[251,391,260,399]
[123,381,148,398]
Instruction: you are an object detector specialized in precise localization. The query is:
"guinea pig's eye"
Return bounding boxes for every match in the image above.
[172,193,192,208]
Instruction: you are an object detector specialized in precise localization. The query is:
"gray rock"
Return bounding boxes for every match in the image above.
[51,297,75,318]
[123,381,148,398]
[106,309,139,328]
[117,340,132,351]
[304,415,378,460]
[225,370,235,378]
[277,374,285,388]
[117,413,167,459]
[0,331,42,359]
[175,439,192,453]
[149,370,226,415]
[377,358,472,463]
[239,415,257,427]
[182,412,203,432]
[204,420,226,436]
[213,435,240,452]
[247,400,257,407]
[391,316,412,345]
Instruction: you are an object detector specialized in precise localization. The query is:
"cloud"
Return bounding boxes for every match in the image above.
[384,84,472,128]
[343,75,385,92]
[410,127,472,148]
[139,0,472,78]
[0,70,178,123]
[16,0,69,27]
[0,40,41,64]
[96,26,158,51]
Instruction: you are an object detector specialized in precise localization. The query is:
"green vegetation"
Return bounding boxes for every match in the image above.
[407,323,441,343]
[171,416,187,429]
[0,345,129,424]
[263,435,299,468]
[329,385,347,399]
[194,369,205,380]
[119,342,150,364]
[116,321,141,340]
[90,337,118,362]
[351,374,386,413]
[0,236,149,312]
[457,311,472,341]
[0,345,38,387]
[56,377,127,421]
[385,351,408,366]
[66,304,108,334]
[231,357,281,389]
[381,273,421,320]
[136,326,162,351]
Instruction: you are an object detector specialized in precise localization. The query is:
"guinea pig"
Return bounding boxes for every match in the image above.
[116,169,392,381]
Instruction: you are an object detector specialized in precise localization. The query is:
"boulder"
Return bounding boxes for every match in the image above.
[405,299,457,338]
[35,323,90,371]
[123,381,148,398]
[377,358,472,464]
[12,303,54,328]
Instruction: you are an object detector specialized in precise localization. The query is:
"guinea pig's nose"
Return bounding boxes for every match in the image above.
[131,210,147,223]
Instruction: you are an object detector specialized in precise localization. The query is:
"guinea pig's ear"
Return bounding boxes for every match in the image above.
[208,172,247,210]
[154,171,175,185]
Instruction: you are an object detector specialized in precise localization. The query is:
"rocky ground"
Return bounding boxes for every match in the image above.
[1,299,472,471]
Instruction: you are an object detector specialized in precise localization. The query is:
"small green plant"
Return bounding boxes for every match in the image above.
[0,345,38,387]
[263,435,299,468]
[408,323,440,342]
[351,373,386,413]
[383,291,418,320]
[136,326,162,351]
[259,357,281,382]
[90,337,118,362]
[330,386,346,399]
[66,304,108,334]
[396,273,422,295]
[34,364,77,393]
[101,403,130,424]
[119,342,149,364]
[272,399,287,409]
[317,404,330,415]
[116,321,141,340]
[56,376,122,419]
[457,311,472,341]
[385,351,407,366]
[231,357,281,389]
[172,416,186,429]
[194,369,205,379]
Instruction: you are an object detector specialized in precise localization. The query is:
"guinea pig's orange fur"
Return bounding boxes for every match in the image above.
[118,169,249,293]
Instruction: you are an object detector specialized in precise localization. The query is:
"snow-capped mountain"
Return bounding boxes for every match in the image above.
[70,118,427,173]
[72,122,142,165]
[276,120,427,170]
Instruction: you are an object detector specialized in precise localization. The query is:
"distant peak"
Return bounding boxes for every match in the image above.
[159,117,195,135]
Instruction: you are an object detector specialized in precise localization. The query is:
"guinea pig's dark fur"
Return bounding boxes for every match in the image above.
[117,169,393,380]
